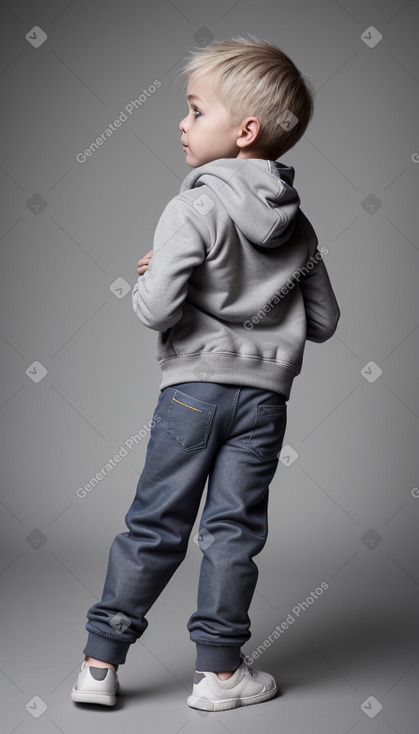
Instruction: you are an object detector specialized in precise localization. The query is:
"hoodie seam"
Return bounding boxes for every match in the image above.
[175,195,217,255]
[262,208,287,243]
[173,194,213,243]
[296,209,314,263]
[178,188,238,256]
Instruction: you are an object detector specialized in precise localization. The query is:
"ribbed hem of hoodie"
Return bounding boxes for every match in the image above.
[158,354,298,400]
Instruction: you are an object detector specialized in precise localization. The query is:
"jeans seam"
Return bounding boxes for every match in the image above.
[223,386,241,439]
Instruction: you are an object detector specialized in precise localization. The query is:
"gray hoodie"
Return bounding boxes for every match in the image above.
[132,158,340,399]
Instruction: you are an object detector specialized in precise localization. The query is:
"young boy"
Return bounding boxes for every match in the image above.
[71,35,340,712]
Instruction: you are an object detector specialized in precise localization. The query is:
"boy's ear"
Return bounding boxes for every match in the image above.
[236,117,261,148]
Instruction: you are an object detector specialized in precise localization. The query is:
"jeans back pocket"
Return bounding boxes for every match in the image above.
[166,390,216,452]
[247,404,287,461]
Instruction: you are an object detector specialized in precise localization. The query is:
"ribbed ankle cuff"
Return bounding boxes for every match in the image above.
[195,643,242,672]
[83,631,131,665]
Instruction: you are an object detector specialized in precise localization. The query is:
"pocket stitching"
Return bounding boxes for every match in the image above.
[166,392,216,452]
[172,397,202,413]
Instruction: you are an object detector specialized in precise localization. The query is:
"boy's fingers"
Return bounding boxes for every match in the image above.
[137,263,150,275]
[137,250,153,274]
[138,255,152,265]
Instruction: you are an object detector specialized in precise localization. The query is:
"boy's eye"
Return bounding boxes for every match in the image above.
[193,107,202,118]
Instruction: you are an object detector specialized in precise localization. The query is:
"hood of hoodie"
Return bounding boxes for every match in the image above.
[179,158,301,248]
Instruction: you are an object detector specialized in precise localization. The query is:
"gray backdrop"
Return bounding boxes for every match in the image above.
[1,0,418,732]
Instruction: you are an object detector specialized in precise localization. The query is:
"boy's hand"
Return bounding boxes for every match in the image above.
[137,250,153,275]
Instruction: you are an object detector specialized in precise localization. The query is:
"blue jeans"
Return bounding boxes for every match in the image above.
[83,381,287,672]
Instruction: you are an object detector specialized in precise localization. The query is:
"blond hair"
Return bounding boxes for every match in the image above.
[177,35,315,159]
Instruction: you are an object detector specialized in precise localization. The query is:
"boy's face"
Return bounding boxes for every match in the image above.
[179,76,244,167]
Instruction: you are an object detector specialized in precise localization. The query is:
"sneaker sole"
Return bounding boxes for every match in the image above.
[71,687,117,706]
[187,683,277,712]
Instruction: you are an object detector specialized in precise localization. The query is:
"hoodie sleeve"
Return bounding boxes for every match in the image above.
[298,211,341,343]
[132,196,210,332]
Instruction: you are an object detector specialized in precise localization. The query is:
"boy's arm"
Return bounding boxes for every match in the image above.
[298,211,340,343]
[132,196,210,331]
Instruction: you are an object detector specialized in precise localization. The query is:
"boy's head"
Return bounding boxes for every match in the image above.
[177,35,315,167]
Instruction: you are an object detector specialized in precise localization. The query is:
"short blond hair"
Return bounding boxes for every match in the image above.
[177,35,315,159]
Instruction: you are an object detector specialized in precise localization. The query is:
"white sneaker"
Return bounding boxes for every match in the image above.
[71,661,119,706]
[187,660,277,712]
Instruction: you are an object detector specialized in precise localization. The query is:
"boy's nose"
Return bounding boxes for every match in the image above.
[179,117,188,132]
